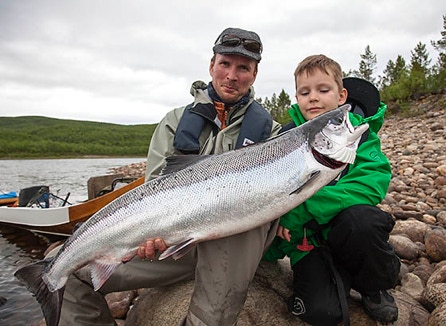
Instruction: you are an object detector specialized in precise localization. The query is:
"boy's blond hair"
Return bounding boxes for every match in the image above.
[294,54,344,91]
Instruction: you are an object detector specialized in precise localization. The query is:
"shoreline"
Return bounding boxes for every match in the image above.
[0,156,145,160]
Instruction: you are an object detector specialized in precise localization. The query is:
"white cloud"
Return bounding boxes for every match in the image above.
[0,0,445,124]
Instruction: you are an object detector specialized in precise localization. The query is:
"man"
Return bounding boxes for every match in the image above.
[58,27,281,326]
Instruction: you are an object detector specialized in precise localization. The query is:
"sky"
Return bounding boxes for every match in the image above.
[0,0,445,125]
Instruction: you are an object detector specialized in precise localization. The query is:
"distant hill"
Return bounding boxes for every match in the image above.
[0,116,157,158]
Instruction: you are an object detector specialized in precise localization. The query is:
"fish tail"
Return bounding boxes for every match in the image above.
[14,258,65,326]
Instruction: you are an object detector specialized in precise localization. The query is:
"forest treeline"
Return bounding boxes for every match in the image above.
[2,15,445,159]
[0,116,156,159]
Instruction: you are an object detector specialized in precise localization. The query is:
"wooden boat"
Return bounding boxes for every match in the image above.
[0,176,144,236]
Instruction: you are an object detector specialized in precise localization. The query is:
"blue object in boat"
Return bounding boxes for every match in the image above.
[0,191,17,199]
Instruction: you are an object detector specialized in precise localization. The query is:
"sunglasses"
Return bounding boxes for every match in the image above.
[215,34,263,54]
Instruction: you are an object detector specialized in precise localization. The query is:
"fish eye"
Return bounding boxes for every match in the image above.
[329,114,344,126]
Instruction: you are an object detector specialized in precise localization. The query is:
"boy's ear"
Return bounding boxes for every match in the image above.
[338,88,348,105]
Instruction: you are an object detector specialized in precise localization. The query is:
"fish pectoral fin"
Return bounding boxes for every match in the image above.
[90,260,121,291]
[159,238,196,261]
[289,170,321,195]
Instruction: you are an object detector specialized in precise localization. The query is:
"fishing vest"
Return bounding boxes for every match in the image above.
[174,101,272,154]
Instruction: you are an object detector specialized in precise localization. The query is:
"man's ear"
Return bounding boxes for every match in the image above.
[251,68,258,84]
[209,58,215,78]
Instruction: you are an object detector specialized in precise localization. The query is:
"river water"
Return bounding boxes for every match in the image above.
[0,158,145,325]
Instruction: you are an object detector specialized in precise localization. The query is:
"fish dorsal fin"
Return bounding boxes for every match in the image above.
[159,238,196,260]
[290,170,320,195]
[90,260,121,291]
[160,155,211,175]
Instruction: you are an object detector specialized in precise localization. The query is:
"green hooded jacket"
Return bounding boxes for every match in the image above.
[263,102,391,266]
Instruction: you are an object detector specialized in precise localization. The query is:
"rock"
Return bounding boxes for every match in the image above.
[126,260,429,326]
[422,214,437,225]
[427,265,446,286]
[389,234,420,260]
[404,167,415,175]
[43,240,65,256]
[33,318,47,326]
[125,260,300,326]
[425,229,446,262]
[106,290,136,319]
[392,219,431,243]
[391,290,431,326]
[437,188,446,199]
[427,301,446,326]
[438,211,446,226]
[423,283,446,307]
[434,176,446,186]
[0,296,6,306]
[125,280,192,326]
[401,273,424,301]
[437,165,446,176]
[393,210,424,220]
[430,123,444,132]
[412,262,434,285]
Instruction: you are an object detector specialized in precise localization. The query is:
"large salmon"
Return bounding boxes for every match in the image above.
[15,104,368,326]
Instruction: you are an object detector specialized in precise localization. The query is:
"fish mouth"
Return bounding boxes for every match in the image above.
[311,148,346,169]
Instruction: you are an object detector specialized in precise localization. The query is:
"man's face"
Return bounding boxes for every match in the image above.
[295,68,347,121]
[209,53,257,104]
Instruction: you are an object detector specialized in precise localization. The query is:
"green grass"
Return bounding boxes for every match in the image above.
[0,116,157,159]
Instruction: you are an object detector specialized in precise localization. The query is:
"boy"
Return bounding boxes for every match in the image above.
[264,55,400,325]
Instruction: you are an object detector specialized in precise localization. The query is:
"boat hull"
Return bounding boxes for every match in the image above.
[0,177,144,235]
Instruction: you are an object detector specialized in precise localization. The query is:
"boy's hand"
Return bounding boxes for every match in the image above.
[276,225,291,242]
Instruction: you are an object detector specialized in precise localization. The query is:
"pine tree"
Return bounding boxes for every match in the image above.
[380,55,408,88]
[358,45,377,83]
[410,42,431,75]
[269,93,279,119]
[409,42,432,93]
[258,90,292,124]
[276,90,292,124]
[431,14,446,87]
[262,97,273,113]
[431,14,446,53]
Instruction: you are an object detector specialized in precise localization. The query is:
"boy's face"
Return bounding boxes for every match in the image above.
[295,68,347,120]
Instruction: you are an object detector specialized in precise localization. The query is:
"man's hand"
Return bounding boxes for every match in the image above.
[137,238,168,260]
[276,225,291,242]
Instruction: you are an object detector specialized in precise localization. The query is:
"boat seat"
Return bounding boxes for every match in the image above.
[18,186,50,208]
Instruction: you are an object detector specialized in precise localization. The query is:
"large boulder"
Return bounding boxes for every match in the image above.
[125,259,430,326]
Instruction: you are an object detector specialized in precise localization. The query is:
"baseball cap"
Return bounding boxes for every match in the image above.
[213,27,263,62]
